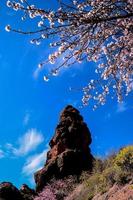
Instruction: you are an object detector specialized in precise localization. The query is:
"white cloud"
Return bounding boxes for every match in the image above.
[116,102,128,113]
[22,149,48,177]
[6,129,44,156]
[23,112,30,126]
[33,68,41,79]
[0,149,5,159]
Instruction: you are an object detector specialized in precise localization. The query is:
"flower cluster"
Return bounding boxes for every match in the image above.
[6,0,133,108]
[34,176,78,200]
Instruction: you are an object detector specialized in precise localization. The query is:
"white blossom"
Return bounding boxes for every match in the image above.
[7,0,133,108]
[6,0,12,7]
[5,25,11,32]
[38,21,43,27]
[43,76,49,82]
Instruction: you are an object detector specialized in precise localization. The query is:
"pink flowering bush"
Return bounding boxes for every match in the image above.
[34,176,79,200]
[34,186,56,200]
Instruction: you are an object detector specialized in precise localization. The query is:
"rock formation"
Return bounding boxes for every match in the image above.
[0,182,36,200]
[20,184,36,200]
[34,105,93,191]
[0,182,23,200]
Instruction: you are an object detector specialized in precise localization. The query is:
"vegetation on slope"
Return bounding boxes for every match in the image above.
[81,145,133,200]
[34,145,133,200]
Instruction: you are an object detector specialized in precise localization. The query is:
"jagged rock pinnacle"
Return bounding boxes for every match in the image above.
[34,105,94,191]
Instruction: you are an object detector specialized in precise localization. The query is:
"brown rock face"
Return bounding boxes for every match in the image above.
[20,184,36,200]
[0,182,23,200]
[34,105,93,191]
[0,182,36,200]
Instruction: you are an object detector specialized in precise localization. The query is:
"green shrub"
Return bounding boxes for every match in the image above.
[92,159,104,173]
[82,146,133,199]
[102,166,116,186]
[103,165,129,185]
[80,170,91,182]
[114,167,129,185]
[103,153,116,168]
[114,146,133,172]
[86,173,108,199]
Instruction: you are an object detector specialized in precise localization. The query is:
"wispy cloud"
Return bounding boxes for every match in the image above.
[23,112,30,126]
[22,149,48,176]
[0,149,5,159]
[116,102,128,113]
[22,148,48,184]
[6,129,44,156]
[33,68,42,79]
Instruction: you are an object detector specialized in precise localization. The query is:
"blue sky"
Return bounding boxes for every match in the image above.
[0,0,133,189]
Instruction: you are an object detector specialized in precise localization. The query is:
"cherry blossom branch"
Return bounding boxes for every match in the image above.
[5,0,133,108]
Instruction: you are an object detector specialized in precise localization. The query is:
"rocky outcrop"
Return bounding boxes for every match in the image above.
[20,184,36,200]
[0,182,36,200]
[34,105,93,191]
[0,182,23,200]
